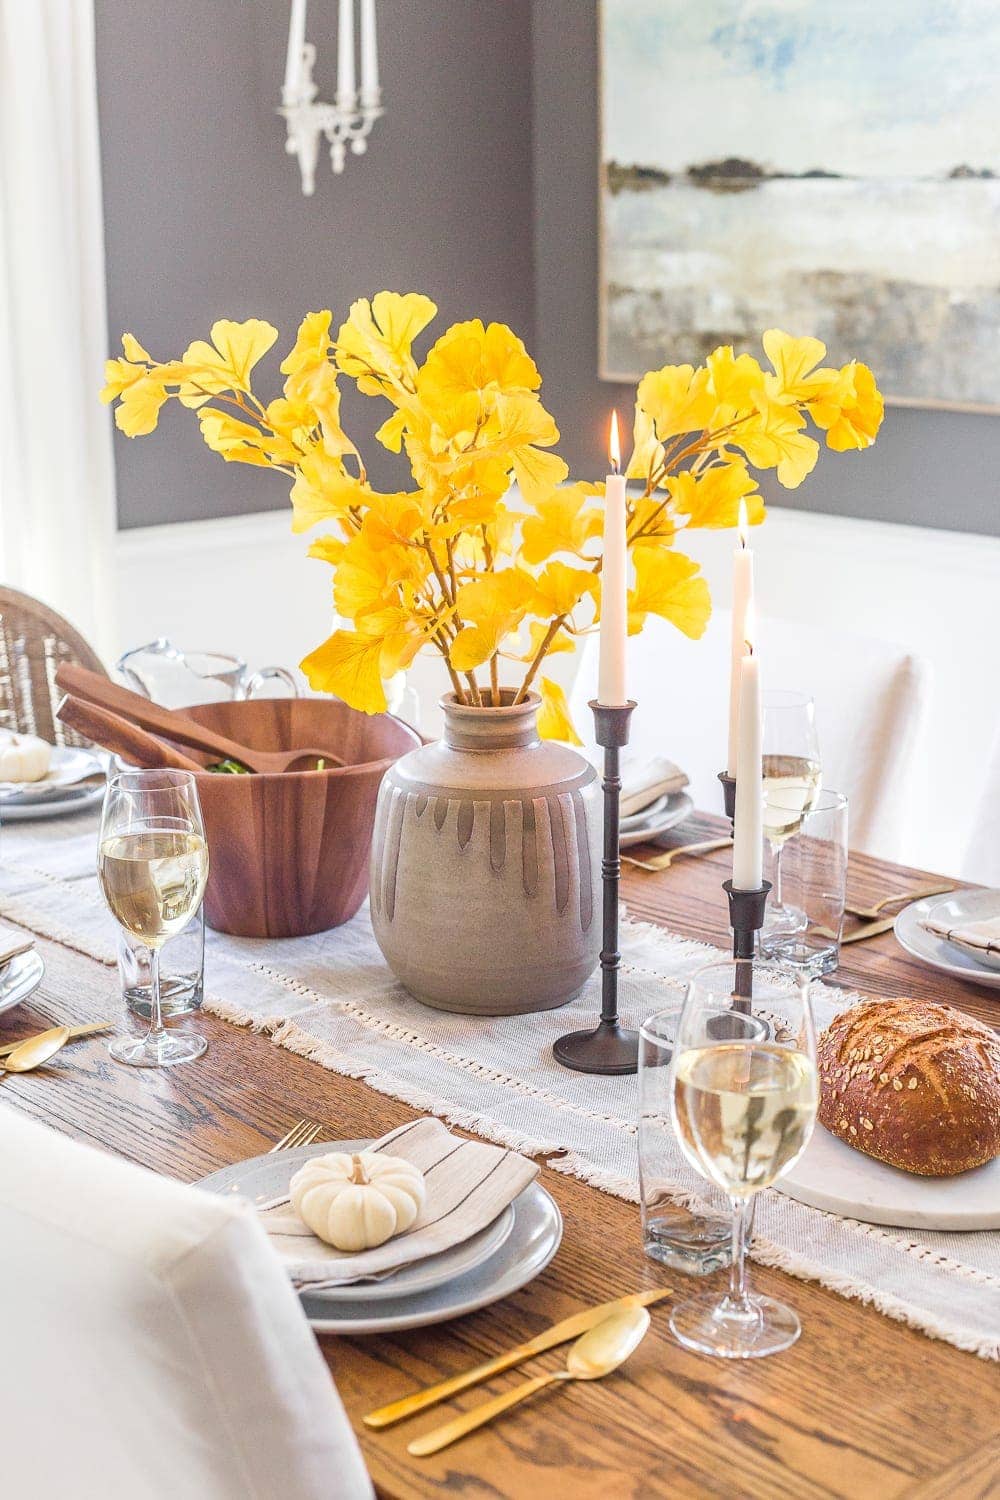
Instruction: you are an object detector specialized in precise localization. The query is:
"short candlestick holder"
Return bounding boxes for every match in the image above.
[717,770,736,829]
[553,700,639,1075]
[723,877,772,1009]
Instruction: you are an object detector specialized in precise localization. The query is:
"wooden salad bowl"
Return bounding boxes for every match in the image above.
[183,699,420,939]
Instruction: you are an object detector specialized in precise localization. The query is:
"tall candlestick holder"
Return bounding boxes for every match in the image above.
[553,700,638,1075]
[723,878,772,1008]
[717,770,736,828]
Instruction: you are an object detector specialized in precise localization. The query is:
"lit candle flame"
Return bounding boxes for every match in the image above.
[738,496,749,548]
[608,410,621,475]
[744,600,755,656]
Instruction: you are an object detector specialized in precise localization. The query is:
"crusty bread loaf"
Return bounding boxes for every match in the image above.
[817,999,1000,1176]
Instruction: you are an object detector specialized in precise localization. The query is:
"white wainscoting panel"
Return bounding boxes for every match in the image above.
[114,504,1000,879]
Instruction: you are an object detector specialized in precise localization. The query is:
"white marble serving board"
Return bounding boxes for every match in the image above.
[779,1124,1000,1231]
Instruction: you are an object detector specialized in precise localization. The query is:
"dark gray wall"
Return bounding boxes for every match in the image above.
[96,0,1000,534]
[95,0,535,528]
[531,1,1000,535]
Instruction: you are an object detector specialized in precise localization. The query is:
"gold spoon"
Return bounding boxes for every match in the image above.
[0,1025,71,1075]
[407,1303,651,1457]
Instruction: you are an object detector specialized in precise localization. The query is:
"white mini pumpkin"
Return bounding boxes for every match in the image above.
[0,731,51,783]
[289,1150,426,1252]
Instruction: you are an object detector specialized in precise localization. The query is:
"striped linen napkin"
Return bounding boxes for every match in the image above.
[258,1116,538,1289]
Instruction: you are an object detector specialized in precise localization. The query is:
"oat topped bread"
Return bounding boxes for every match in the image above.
[817,998,1000,1177]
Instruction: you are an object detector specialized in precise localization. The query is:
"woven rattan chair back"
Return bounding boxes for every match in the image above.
[0,588,108,745]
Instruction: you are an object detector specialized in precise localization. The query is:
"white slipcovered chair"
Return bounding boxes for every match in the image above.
[0,1107,372,1500]
[570,609,932,863]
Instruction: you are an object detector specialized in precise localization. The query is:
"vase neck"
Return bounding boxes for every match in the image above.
[441,691,542,751]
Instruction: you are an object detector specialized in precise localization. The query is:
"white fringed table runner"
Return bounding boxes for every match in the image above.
[2,810,998,1360]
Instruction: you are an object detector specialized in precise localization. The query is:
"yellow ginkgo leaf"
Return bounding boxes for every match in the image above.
[289,448,370,533]
[737,398,819,489]
[180,319,278,405]
[334,533,425,621]
[667,460,764,530]
[375,407,408,452]
[335,291,437,395]
[114,374,170,437]
[537,677,582,745]
[811,362,884,451]
[198,409,297,467]
[628,548,711,639]
[511,444,569,506]
[705,346,765,415]
[307,534,347,567]
[279,310,332,377]
[626,402,664,481]
[300,629,387,714]
[417,319,541,410]
[450,623,499,673]
[520,483,602,564]
[532,560,598,618]
[101,359,146,404]
[450,568,536,670]
[507,619,575,661]
[762,329,827,394]
[637,363,715,441]
[121,333,151,364]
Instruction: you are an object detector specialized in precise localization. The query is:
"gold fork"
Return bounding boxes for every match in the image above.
[622,836,733,873]
[844,882,954,921]
[270,1119,324,1152]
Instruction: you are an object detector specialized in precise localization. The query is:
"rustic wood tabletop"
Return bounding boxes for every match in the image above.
[2,810,997,1499]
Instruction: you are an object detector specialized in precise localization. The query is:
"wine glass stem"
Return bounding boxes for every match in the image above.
[147,945,165,1041]
[726,1195,754,1316]
[771,842,785,910]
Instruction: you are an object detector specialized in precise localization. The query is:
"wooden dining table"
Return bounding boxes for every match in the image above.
[2,810,997,1499]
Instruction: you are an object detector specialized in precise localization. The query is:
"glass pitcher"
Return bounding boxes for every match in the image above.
[115,638,298,708]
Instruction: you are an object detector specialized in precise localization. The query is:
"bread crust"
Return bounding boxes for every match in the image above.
[817,999,1000,1176]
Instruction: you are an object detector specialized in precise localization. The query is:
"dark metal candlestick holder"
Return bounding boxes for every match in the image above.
[717,770,736,829]
[553,700,638,1075]
[723,877,772,1008]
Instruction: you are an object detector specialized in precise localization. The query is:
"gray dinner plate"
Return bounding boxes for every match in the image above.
[0,781,105,822]
[0,948,44,1017]
[619,790,694,849]
[895,891,1000,991]
[196,1138,562,1334]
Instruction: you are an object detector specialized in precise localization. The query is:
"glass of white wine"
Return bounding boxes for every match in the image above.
[762,690,822,938]
[668,958,818,1359]
[98,769,209,1068]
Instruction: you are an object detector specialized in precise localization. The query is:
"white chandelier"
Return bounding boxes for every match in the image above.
[280,0,382,196]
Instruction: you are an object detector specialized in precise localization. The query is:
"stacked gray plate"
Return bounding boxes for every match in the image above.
[196,1138,563,1334]
[619,790,693,848]
[0,747,105,822]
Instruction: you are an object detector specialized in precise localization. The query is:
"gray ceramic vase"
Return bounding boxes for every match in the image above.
[370,691,601,1014]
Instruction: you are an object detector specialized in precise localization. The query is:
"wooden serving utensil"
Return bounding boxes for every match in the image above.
[55,663,342,773]
[56,695,205,773]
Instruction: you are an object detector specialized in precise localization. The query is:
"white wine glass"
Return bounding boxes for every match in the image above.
[668,958,818,1359]
[98,769,209,1068]
[762,690,821,937]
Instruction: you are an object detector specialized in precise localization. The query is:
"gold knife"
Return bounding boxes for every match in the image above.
[841,916,898,944]
[362,1287,672,1429]
[0,1019,112,1059]
[815,916,897,945]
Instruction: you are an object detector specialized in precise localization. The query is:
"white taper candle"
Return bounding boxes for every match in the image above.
[727,497,753,777]
[337,0,356,103]
[360,0,379,105]
[598,410,628,706]
[283,0,308,101]
[732,636,763,890]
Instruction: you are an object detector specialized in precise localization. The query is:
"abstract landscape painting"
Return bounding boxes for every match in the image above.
[600,0,1000,407]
